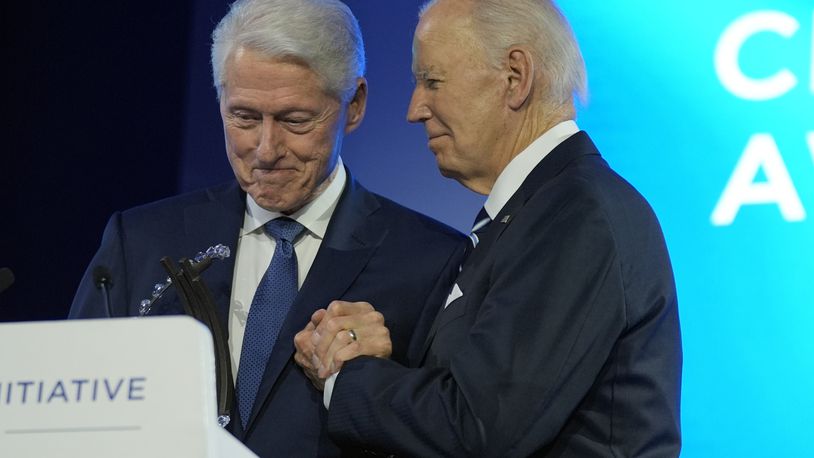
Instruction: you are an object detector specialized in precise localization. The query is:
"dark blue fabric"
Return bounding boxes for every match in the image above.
[327,132,682,457]
[67,174,466,457]
[237,218,305,428]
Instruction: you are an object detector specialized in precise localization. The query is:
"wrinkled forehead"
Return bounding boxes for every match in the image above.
[223,45,334,94]
[224,46,315,79]
[411,4,480,73]
[415,0,474,41]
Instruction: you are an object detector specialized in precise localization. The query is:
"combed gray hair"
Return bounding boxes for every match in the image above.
[420,0,587,106]
[211,0,366,101]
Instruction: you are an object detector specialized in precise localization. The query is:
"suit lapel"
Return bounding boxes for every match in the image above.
[419,132,602,360]
[183,182,246,328]
[245,170,384,431]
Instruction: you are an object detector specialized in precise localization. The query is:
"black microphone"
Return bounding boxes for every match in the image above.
[92,266,114,318]
[0,267,14,294]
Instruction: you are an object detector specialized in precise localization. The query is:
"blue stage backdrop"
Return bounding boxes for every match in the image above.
[178,1,813,456]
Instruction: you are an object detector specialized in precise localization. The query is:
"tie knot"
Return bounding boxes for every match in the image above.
[471,207,491,234]
[468,207,492,248]
[264,217,305,243]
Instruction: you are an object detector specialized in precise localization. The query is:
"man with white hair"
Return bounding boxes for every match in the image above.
[69,1,464,456]
[296,0,682,456]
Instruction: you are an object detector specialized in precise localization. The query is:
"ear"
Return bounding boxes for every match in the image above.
[506,47,534,110]
[344,77,368,134]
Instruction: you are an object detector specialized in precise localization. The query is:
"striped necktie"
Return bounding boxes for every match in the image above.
[469,207,492,248]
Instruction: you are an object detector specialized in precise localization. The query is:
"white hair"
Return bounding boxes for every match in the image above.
[420,0,587,106]
[211,0,366,101]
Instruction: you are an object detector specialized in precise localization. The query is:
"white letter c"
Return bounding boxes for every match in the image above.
[714,11,799,101]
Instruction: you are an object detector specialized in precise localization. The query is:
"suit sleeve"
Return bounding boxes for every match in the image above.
[69,212,131,318]
[326,196,630,457]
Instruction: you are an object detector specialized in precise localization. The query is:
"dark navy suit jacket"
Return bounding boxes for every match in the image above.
[69,171,465,457]
[327,133,682,457]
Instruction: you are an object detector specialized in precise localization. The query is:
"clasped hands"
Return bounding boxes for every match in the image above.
[294,301,392,391]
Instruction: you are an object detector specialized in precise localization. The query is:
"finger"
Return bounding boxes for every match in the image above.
[313,304,377,345]
[314,315,364,372]
[312,303,379,372]
[318,326,356,378]
[310,309,327,327]
[293,348,314,370]
[316,309,391,365]
[309,310,326,347]
[327,332,394,376]
[323,300,374,321]
[318,329,357,378]
[338,312,391,360]
[332,340,365,368]
[310,302,367,343]
[293,352,326,391]
[358,324,392,359]
[294,326,314,351]
[294,326,317,361]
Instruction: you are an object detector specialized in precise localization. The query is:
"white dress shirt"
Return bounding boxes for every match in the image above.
[483,120,579,219]
[229,158,347,380]
[323,121,580,409]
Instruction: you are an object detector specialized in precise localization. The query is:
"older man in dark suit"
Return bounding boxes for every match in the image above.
[68,1,464,457]
[295,0,682,456]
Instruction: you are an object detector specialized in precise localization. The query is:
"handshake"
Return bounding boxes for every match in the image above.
[293,301,393,391]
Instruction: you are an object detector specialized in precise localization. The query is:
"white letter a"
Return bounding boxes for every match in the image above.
[711,134,805,226]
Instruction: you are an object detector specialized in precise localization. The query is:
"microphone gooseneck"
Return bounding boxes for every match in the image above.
[92,266,114,318]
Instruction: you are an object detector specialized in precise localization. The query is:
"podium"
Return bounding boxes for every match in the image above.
[0,316,257,457]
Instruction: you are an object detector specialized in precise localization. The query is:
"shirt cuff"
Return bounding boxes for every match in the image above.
[323,371,339,409]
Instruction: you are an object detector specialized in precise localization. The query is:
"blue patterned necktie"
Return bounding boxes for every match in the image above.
[237,217,305,427]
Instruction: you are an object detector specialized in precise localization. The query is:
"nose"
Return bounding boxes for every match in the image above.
[256,117,283,162]
[407,87,431,124]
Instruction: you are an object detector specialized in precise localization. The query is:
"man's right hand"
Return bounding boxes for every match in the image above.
[293,300,393,389]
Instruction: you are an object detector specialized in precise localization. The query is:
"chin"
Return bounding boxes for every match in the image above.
[254,197,285,212]
[256,190,310,214]
[437,163,466,183]
[246,187,284,211]
[437,167,455,178]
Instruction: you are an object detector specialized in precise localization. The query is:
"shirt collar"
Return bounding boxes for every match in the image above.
[243,157,347,240]
[483,120,579,219]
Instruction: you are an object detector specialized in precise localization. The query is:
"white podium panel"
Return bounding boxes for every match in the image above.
[0,316,256,458]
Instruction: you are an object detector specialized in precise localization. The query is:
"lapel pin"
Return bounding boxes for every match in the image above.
[500,215,512,224]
